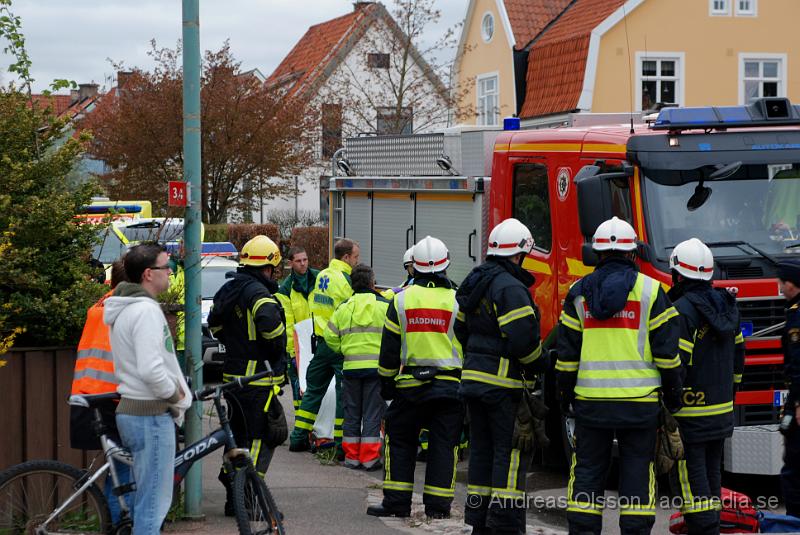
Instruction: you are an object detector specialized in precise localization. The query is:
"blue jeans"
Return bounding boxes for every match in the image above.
[104,459,133,525]
[116,413,175,535]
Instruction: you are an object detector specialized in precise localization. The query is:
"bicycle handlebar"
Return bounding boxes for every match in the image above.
[193,360,275,401]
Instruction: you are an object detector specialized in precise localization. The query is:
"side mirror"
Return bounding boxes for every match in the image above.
[575,164,633,238]
[581,243,599,267]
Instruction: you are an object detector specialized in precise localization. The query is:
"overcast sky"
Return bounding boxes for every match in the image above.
[2,0,466,93]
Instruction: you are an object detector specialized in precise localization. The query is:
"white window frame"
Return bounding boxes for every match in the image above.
[738,53,787,104]
[635,52,685,112]
[481,11,495,43]
[476,72,499,126]
[735,0,757,16]
[709,0,731,16]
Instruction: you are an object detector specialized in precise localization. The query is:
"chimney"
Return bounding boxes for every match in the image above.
[353,1,375,10]
[70,89,80,104]
[117,70,133,90]
[78,83,99,101]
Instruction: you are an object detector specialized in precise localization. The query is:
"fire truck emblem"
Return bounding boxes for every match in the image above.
[556,168,571,201]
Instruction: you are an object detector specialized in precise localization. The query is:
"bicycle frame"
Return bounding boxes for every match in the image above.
[41,391,254,534]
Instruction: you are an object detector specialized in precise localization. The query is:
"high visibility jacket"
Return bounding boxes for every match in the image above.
[277,268,318,358]
[557,262,681,402]
[379,277,463,392]
[309,258,353,336]
[72,291,119,395]
[170,265,185,351]
[207,268,287,385]
[324,290,390,372]
[455,258,546,393]
[671,283,745,441]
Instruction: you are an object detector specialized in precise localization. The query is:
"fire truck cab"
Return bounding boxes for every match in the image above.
[330,98,800,474]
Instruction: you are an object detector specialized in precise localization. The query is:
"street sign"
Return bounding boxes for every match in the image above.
[168,181,188,207]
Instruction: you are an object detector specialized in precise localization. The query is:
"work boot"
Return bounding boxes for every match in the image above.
[366,504,410,518]
[289,440,309,452]
[469,526,494,535]
[364,460,383,472]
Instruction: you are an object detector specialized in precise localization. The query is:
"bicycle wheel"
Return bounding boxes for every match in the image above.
[232,466,285,535]
[0,459,112,534]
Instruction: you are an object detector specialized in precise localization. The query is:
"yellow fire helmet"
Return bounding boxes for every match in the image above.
[240,235,281,267]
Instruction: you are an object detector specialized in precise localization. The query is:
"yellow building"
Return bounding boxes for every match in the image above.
[457,0,800,126]
[452,0,572,126]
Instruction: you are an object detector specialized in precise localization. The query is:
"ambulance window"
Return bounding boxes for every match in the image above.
[512,164,551,252]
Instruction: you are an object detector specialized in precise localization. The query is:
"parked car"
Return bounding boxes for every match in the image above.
[200,257,239,371]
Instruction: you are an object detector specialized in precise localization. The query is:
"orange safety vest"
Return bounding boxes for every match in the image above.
[71,291,119,395]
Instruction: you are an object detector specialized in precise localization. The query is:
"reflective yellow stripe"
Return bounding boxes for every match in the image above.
[649,307,678,331]
[384,317,401,334]
[251,439,262,464]
[498,357,509,378]
[423,485,454,498]
[654,355,682,369]
[461,369,523,389]
[252,297,278,315]
[296,409,317,420]
[675,401,733,417]
[560,311,582,332]
[678,460,693,503]
[467,485,491,496]
[262,323,286,340]
[566,501,603,515]
[519,343,543,364]
[555,359,579,372]
[682,498,722,514]
[575,392,659,402]
[735,332,744,344]
[679,338,695,352]
[492,488,525,499]
[734,374,742,384]
[497,306,534,327]
[247,309,256,340]
[378,366,398,377]
[295,420,314,430]
[210,325,222,335]
[506,448,520,490]
[246,360,257,376]
[456,311,465,322]
[383,481,413,491]
[567,452,577,505]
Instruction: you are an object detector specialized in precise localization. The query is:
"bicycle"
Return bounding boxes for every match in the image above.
[0,366,285,535]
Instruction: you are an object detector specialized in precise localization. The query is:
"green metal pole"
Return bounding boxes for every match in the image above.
[182,0,204,519]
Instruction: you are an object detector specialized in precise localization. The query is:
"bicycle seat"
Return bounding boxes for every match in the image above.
[69,392,121,408]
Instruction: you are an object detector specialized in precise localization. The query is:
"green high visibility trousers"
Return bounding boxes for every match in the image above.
[289,339,344,448]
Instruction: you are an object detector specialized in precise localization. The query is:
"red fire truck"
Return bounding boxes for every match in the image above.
[329,98,800,474]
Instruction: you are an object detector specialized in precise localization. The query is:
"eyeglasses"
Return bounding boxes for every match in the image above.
[149,265,172,272]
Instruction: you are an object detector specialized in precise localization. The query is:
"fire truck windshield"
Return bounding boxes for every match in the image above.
[643,163,800,261]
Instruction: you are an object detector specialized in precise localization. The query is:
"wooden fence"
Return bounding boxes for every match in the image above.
[0,347,94,471]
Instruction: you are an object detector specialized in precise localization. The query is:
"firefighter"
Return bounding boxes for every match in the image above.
[668,238,744,534]
[367,236,463,520]
[324,264,389,470]
[207,235,288,515]
[402,246,415,286]
[277,246,319,410]
[455,218,549,535]
[289,238,360,453]
[556,216,682,535]
[778,259,800,518]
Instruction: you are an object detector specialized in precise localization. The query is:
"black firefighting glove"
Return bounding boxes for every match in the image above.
[512,397,535,452]
[663,387,683,414]
[380,377,397,401]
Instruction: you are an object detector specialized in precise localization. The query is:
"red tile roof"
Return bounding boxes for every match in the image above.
[503,0,573,49]
[520,0,627,118]
[30,94,75,116]
[266,4,377,98]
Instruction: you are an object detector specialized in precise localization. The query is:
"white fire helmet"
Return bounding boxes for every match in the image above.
[592,216,637,252]
[413,236,450,273]
[670,238,714,281]
[403,246,414,267]
[487,218,535,257]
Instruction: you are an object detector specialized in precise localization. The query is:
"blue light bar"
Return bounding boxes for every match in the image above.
[652,98,800,131]
[80,204,143,214]
[163,241,238,257]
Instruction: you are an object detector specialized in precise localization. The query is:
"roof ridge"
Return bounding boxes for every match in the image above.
[521,0,579,51]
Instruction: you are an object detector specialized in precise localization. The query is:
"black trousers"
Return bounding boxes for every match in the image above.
[567,423,657,535]
[464,390,531,533]
[224,387,275,476]
[669,438,723,535]
[782,422,800,518]
[381,393,464,515]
